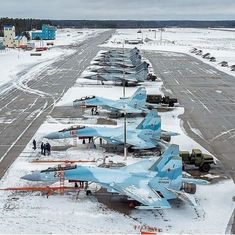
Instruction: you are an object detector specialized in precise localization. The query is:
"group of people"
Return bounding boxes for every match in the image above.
[41,142,51,156]
[32,139,51,156]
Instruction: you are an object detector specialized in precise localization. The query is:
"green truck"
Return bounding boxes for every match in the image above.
[180,149,215,172]
[146,94,178,107]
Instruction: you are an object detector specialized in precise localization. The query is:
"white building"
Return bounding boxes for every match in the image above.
[14,36,28,48]
[3,25,15,48]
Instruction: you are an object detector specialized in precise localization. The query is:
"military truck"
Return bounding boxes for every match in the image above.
[180,149,215,172]
[146,94,178,107]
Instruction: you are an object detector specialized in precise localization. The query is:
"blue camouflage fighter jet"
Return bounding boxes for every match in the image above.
[84,66,148,84]
[91,48,143,69]
[73,87,147,115]
[21,144,208,209]
[94,47,140,61]
[88,61,148,75]
[44,110,178,150]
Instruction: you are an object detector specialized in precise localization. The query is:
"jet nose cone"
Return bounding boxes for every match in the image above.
[21,171,41,181]
[44,132,60,139]
[84,72,95,79]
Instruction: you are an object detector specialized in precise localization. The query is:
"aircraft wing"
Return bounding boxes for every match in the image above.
[107,132,157,149]
[109,105,144,114]
[166,188,197,207]
[110,181,171,209]
[126,135,157,149]
[112,75,138,83]
[122,106,145,114]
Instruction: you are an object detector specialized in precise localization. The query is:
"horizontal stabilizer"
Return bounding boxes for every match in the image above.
[182,178,209,185]
[149,144,179,172]
[167,188,197,207]
[136,202,171,209]
[110,182,171,209]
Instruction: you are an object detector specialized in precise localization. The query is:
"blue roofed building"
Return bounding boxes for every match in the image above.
[14,35,28,47]
[31,25,56,40]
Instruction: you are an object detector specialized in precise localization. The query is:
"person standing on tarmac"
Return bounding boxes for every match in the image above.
[45,142,51,156]
[47,142,51,155]
[41,142,44,155]
[41,142,46,156]
[33,139,36,150]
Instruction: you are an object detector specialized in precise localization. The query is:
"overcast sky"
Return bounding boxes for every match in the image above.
[1,0,234,20]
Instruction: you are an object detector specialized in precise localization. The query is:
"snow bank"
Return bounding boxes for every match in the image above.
[103,28,235,77]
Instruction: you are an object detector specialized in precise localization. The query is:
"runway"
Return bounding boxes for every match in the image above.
[0,30,113,179]
[145,50,235,233]
[144,50,235,182]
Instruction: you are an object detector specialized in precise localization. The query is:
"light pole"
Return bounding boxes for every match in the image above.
[122,41,126,98]
[159,28,163,45]
[122,40,127,160]
[124,107,127,160]
[153,29,157,39]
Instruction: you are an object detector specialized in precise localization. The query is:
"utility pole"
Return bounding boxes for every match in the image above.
[153,29,157,39]
[122,40,127,160]
[159,28,163,45]
[122,41,126,98]
[124,107,127,160]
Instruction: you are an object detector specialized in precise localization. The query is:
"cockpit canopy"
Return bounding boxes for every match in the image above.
[59,125,85,132]
[73,96,96,102]
[41,164,77,173]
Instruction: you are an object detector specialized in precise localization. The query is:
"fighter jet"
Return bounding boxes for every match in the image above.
[44,110,178,150]
[96,47,139,60]
[88,61,148,74]
[21,144,208,209]
[99,47,139,56]
[93,52,141,64]
[84,66,148,85]
[73,87,147,115]
[93,48,142,66]
[91,54,143,68]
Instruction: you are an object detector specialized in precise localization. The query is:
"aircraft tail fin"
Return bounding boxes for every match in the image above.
[135,67,148,81]
[129,52,139,61]
[129,87,147,109]
[130,47,139,55]
[149,144,180,172]
[131,55,142,66]
[135,61,149,72]
[137,110,161,135]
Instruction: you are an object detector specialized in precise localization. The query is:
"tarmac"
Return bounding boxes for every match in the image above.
[0,30,114,179]
[0,35,234,233]
[144,50,235,233]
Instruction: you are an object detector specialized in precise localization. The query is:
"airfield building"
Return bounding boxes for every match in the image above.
[31,25,56,40]
[3,25,16,48]
[14,36,28,48]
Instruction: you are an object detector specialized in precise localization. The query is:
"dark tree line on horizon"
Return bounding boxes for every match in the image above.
[52,20,235,29]
[0,18,52,37]
[0,18,235,37]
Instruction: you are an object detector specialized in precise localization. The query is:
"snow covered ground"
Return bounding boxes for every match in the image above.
[103,28,235,77]
[0,28,105,91]
[0,48,234,233]
[0,29,234,234]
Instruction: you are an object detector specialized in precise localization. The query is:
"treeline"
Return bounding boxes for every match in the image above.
[0,18,53,37]
[52,20,235,29]
[1,18,235,35]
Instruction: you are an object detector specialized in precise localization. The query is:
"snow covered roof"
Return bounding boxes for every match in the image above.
[15,35,27,41]
[4,25,14,29]
[15,36,22,40]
